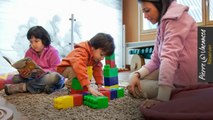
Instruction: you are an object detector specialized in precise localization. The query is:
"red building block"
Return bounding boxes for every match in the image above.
[105,60,116,68]
[100,90,111,101]
[72,94,83,106]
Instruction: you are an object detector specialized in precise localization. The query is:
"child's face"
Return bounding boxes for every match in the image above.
[29,36,45,54]
[92,48,106,62]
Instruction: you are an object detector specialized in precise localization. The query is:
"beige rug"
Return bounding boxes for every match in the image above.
[0,87,145,120]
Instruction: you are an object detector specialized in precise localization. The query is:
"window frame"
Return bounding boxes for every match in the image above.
[140,0,213,41]
[206,0,213,25]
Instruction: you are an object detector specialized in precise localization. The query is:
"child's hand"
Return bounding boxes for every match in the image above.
[98,87,110,91]
[97,84,110,91]
[87,85,103,96]
[18,69,31,78]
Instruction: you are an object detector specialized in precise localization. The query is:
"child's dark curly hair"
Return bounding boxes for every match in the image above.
[89,33,115,56]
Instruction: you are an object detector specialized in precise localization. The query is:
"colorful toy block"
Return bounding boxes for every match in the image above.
[71,77,83,90]
[84,95,108,109]
[87,66,93,80]
[100,90,111,101]
[113,87,125,98]
[54,95,74,109]
[104,76,118,86]
[110,89,117,100]
[105,60,116,68]
[81,91,91,96]
[72,94,83,106]
[103,65,118,77]
[105,53,115,60]
[117,87,125,98]
[105,84,119,89]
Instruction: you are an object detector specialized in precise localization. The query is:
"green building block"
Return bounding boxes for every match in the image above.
[71,77,83,90]
[103,65,118,77]
[117,87,125,98]
[83,95,108,109]
[105,53,115,60]
[112,87,125,98]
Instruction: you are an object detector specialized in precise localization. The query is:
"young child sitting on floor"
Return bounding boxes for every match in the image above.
[2,26,64,95]
[57,33,115,96]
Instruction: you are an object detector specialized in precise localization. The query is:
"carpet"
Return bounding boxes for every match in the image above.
[0,86,144,120]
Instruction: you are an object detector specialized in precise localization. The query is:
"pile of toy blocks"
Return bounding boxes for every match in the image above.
[53,53,125,109]
[104,53,119,89]
[53,86,125,109]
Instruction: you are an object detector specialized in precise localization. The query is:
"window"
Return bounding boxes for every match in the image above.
[0,0,123,67]
[177,0,202,23]
[208,0,213,24]
[140,0,213,40]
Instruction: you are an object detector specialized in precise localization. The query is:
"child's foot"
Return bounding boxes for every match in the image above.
[4,83,27,95]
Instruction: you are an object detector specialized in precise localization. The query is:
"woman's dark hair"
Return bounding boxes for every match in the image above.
[88,33,115,56]
[138,0,174,24]
[27,26,51,46]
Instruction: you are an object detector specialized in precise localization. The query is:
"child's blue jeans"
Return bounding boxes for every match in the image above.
[12,72,64,94]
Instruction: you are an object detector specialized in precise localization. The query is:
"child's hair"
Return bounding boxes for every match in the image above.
[138,0,174,24]
[27,26,51,46]
[88,33,115,56]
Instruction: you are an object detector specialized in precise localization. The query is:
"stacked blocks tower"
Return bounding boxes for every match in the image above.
[53,54,126,109]
[104,53,119,89]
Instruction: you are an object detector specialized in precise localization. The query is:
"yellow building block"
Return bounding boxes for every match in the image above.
[104,84,119,89]
[53,95,74,109]
[87,66,93,80]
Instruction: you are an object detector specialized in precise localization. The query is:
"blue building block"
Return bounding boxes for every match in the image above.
[110,89,117,100]
[104,76,118,86]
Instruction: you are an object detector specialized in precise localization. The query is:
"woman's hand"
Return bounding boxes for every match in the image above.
[141,99,162,109]
[127,73,142,97]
